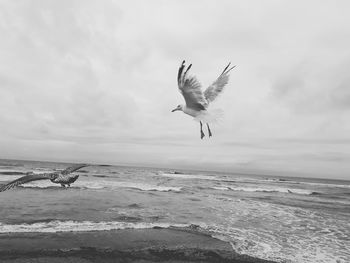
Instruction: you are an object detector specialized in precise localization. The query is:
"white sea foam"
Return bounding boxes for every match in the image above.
[211,186,231,191]
[20,180,182,192]
[0,220,191,233]
[159,173,217,180]
[108,181,182,192]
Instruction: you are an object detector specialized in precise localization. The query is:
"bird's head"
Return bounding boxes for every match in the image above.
[171,104,184,112]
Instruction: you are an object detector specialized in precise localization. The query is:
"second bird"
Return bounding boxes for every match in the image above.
[0,164,88,192]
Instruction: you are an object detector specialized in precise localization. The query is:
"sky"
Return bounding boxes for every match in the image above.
[0,0,349,179]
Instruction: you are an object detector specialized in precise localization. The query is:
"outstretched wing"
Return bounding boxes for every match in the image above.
[0,173,55,192]
[61,164,88,175]
[177,61,207,110]
[204,63,235,103]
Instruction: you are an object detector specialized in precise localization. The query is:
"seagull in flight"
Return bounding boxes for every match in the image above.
[0,164,88,192]
[172,60,235,139]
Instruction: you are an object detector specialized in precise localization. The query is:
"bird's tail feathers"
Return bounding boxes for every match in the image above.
[194,108,223,123]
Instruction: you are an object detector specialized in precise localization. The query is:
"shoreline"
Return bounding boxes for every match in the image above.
[0,227,276,263]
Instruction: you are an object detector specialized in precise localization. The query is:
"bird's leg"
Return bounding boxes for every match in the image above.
[207,123,212,137]
[200,121,205,139]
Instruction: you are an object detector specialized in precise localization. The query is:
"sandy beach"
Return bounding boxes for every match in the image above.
[0,227,276,263]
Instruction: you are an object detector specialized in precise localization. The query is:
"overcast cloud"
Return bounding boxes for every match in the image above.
[0,0,349,179]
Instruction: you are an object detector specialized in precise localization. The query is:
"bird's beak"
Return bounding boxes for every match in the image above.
[171,108,178,112]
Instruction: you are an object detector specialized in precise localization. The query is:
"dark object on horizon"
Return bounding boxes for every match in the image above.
[172,60,235,139]
[0,164,88,192]
[174,171,184,174]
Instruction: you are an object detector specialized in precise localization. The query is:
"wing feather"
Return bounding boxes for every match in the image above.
[204,63,235,103]
[177,61,207,110]
[61,164,88,175]
[0,173,55,192]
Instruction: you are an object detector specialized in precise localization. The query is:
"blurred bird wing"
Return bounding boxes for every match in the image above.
[204,63,235,103]
[177,61,207,110]
[61,164,88,175]
[0,173,55,192]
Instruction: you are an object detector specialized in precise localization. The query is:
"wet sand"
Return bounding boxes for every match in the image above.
[0,227,276,263]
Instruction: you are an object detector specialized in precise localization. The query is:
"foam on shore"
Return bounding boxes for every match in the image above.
[0,220,190,233]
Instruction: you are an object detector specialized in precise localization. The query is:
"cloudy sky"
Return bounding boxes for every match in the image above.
[0,0,349,179]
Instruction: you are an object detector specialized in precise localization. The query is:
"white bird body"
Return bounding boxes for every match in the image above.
[172,60,235,139]
[182,105,203,118]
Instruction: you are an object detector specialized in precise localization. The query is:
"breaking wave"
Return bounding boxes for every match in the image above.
[0,220,191,233]
[159,173,217,180]
[18,180,182,192]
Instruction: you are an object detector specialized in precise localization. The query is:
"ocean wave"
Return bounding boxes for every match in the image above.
[263,178,350,189]
[300,181,350,189]
[0,171,26,176]
[159,173,218,181]
[104,181,182,192]
[203,175,350,190]
[159,173,309,187]
[35,167,54,171]
[0,220,191,233]
[211,186,314,195]
[0,163,22,167]
[19,180,182,192]
[263,178,298,184]
[92,174,109,178]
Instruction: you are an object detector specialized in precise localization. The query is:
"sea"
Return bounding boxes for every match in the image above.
[0,159,349,263]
